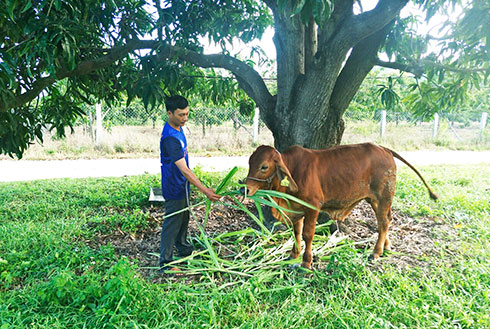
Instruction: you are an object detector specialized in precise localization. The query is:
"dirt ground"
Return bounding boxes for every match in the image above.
[85,199,460,282]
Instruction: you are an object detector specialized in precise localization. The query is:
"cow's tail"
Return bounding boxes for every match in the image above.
[384,147,439,201]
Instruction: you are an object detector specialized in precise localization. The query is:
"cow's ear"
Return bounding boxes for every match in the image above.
[274,155,298,193]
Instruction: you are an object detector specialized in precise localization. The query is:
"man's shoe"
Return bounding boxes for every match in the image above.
[178,248,193,257]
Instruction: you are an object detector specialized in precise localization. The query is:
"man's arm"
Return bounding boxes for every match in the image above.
[174,158,221,202]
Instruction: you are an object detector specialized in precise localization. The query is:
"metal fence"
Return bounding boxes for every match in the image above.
[81,103,489,153]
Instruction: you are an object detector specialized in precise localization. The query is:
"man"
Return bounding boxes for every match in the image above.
[159,95,220,273]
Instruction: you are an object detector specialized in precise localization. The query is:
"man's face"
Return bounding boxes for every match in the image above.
[168,106,189,128]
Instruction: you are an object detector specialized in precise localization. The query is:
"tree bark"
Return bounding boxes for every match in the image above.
[257,1,407,152]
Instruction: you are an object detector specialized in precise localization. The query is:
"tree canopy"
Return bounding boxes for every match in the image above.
[1,0,488,157]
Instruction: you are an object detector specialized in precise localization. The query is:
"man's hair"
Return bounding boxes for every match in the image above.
[165,95,189,113]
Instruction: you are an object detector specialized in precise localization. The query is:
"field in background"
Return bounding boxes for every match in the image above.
[1,119,488,160]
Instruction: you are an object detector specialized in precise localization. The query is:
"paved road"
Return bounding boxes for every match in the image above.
[1,151,490,182]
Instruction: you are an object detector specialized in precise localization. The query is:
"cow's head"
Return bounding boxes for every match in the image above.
[243,145,298,196]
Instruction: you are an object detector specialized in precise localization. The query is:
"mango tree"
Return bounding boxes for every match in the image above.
[1,0,488,157]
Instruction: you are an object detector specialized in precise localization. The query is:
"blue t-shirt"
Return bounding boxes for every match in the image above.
[160,123,190,200]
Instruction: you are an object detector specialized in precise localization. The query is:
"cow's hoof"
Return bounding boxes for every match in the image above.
[368,253,380,262]
[300,262,313,271]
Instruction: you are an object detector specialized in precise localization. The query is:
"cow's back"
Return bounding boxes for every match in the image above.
[282,143,396,203]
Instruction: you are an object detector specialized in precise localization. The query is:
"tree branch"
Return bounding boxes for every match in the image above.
[375,59,424,77]
[318,0,353,52]
[0,39,155,112]
[305,14,318,73]
[1,39,275,114]
[345,0,408,45]
[157,44,274,112]
[331,0,354,23]
[316,0,406,67]
[330,23,394,113]
[375,58,488,76]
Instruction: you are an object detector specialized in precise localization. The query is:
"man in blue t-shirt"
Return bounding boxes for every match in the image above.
[159,95,220,273]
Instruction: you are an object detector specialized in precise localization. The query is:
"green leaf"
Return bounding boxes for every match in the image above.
[245,194,302,214]
[7,0,17,21]
[291,0,308,17]
[252,190,319,211]
[216,166,238,194]
[312,0,332,25]
[21,0,33,13]
[438,70,447,84]
[203,199,212,229]
[229,195,271,235]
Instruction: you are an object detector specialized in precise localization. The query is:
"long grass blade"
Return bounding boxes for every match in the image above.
[253,189,320,211]
[247,194,303,214]
[203,199,212,228]
[229,195,271,235]
[189,205,221,269]
[162,200,206,219]
[216,166,238,194]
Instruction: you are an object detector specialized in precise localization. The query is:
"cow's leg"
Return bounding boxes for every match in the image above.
[383,208,393,251]
[371,201,393,260]
[301,209,319,269]
[289,218,304,259]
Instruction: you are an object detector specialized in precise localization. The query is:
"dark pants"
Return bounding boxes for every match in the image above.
[159,198,193,268]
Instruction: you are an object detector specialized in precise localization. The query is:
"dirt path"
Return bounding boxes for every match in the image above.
[1,150,490,182]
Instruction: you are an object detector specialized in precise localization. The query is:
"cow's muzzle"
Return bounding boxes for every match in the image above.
[238,179,248,195]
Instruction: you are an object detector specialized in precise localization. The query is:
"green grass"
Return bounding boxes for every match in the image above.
[1,165,489,328]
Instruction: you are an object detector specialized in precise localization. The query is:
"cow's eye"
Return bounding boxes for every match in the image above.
[261,165,268,171]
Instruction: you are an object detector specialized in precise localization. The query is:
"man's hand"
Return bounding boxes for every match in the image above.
[174,159,221,202]
[203,188,221,202]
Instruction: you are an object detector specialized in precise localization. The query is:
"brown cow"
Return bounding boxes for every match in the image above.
[244,143,437,269]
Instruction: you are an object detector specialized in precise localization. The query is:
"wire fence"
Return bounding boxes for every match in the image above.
[68,104,490,157]
[78,105,274,155]
[92,104,487,136]
[8,105,486,161]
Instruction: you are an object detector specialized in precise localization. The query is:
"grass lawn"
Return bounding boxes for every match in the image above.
[0,164,489,328]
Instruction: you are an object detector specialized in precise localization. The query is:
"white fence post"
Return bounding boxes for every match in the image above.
[480,112,488,139]
[252,107,259,145]
[96,103,103,146]
[380,110,386,138]
[432,113,439,140]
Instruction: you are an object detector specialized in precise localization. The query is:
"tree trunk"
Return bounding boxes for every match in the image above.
[232,2,407,153]
[257,3,401,152]
[263,91,346,151]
